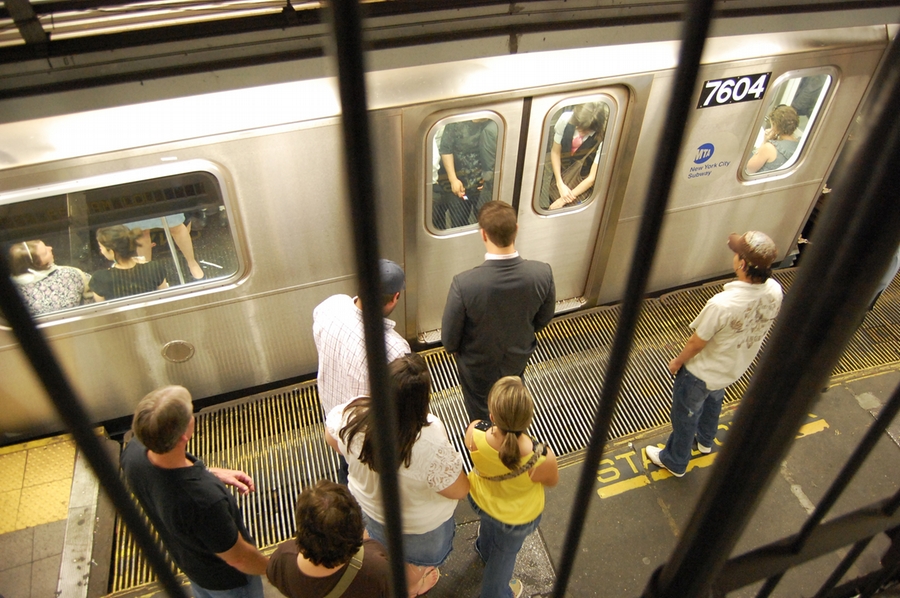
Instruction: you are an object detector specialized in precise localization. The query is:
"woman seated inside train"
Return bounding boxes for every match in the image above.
[746,104,801,174]
[128,213,204,280]
[9,240,92,315]
[547,102,608,210]
[325,353,469,597]
[90,225,168,302]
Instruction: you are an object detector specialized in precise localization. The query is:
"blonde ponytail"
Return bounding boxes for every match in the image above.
[487,376,534,470]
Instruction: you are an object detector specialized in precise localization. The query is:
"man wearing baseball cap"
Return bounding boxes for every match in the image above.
[646,231,783,478]
[313,259,411,481]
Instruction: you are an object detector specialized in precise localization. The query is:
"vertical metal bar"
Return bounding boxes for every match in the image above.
[0,255,187,598]
[551,0,715,595]
[813,537,872,598]
[754,572,784,598]
[790,385,900,551]
[644,32,900,598]
[161,224,186,285]
[326,2,406,598]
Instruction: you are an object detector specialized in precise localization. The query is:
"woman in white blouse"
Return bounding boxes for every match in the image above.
[326,353,469,597]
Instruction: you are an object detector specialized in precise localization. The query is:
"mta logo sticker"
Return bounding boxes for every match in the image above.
[694,143,715,164]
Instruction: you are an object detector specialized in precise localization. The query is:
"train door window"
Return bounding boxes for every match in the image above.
[428,112,503,233]
[1,164,240,320]
[536,97,612,212]
[744,72,832,175]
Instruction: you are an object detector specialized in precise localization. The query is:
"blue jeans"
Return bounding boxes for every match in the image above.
[659,367,726,475]
[468,496,542,598]
[190,575,263,598]
[362,512,455,567]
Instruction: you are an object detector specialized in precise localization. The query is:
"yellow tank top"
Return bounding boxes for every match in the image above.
[468,427,546,525]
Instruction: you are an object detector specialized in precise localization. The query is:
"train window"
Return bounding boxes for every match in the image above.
[536,98,611,212]
[745,73,831,175]
[1,165,240,319]
[428,112,503,233]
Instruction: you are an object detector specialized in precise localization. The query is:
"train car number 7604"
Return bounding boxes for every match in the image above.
[697,72,771,108]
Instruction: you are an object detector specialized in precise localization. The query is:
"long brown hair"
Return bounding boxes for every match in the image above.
[339,353,432,472]
[488,376,535,470]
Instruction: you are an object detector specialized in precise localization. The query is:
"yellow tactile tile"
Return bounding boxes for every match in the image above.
[0,450,27,491]
[22,439,76,487]
[0,488,22,534]
[17,478,71,528]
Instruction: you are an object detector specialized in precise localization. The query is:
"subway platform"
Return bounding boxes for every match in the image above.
[2,269,900,597]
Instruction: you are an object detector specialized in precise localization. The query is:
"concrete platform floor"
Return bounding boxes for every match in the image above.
[3,366,900,597]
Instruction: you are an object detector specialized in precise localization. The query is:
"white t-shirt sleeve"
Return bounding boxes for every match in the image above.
[553,112,573,144]
[691,300,726,341]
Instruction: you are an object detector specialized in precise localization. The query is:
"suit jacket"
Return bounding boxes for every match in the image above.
[441,257,555,390]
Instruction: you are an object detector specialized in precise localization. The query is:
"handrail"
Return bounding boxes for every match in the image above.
[327,2,408,598]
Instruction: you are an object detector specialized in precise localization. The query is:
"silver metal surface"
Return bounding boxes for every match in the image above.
[0,26,892,443]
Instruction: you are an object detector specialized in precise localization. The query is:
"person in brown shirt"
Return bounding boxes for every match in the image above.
[267,480,393,598]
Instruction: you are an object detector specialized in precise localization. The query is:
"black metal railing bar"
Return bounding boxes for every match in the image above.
[551,0,716,595]
[642,27,900,598]
[326,2,407,598]
[712,494,900,594]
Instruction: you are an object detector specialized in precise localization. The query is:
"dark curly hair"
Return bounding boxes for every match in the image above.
[295,480,365,568]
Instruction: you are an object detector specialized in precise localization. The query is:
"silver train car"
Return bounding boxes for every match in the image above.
[0,13,896,443]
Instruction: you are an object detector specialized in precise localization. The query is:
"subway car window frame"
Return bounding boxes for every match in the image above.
[742,68,835,179]
[534,93,616,215]
[426,110,505,235]
[0,160,243,326]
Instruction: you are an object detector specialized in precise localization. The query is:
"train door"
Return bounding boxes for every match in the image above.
[515,88,627,311]
[401,87,628,342]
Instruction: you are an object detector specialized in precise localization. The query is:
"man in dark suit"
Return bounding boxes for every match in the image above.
[441,201,556,422]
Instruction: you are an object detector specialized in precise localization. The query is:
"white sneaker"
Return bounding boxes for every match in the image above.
[646,445,685,478]
[696,441,712,454]
[509,579,525,598]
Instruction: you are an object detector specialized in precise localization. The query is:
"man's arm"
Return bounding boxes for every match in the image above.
[216,534,269,576]
[533,267,556,333]
[441,278,465,354]
[208,467,255,495]
[668,332,708,375]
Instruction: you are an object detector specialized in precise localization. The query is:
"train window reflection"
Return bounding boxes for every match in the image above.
[2,169,239,317]
[745,73,831,175]
[428,113,502,232]
[537,99,610,212]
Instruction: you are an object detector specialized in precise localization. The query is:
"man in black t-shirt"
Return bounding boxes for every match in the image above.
[121,385,269,598]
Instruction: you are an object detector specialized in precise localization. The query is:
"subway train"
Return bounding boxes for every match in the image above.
[0,7,896,444]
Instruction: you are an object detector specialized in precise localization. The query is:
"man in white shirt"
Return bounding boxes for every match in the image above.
[647,231,783,477]
[313,259,412,417]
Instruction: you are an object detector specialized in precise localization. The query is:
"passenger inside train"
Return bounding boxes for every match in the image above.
[544,102,609,210]
[746,104,801,174]
[432,117,499,230]
[8,240,92,315]
[128,213,205,280]
[91,225,169,301]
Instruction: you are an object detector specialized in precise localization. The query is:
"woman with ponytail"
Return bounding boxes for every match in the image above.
[465,376,558,598]
[91,225,168,301]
